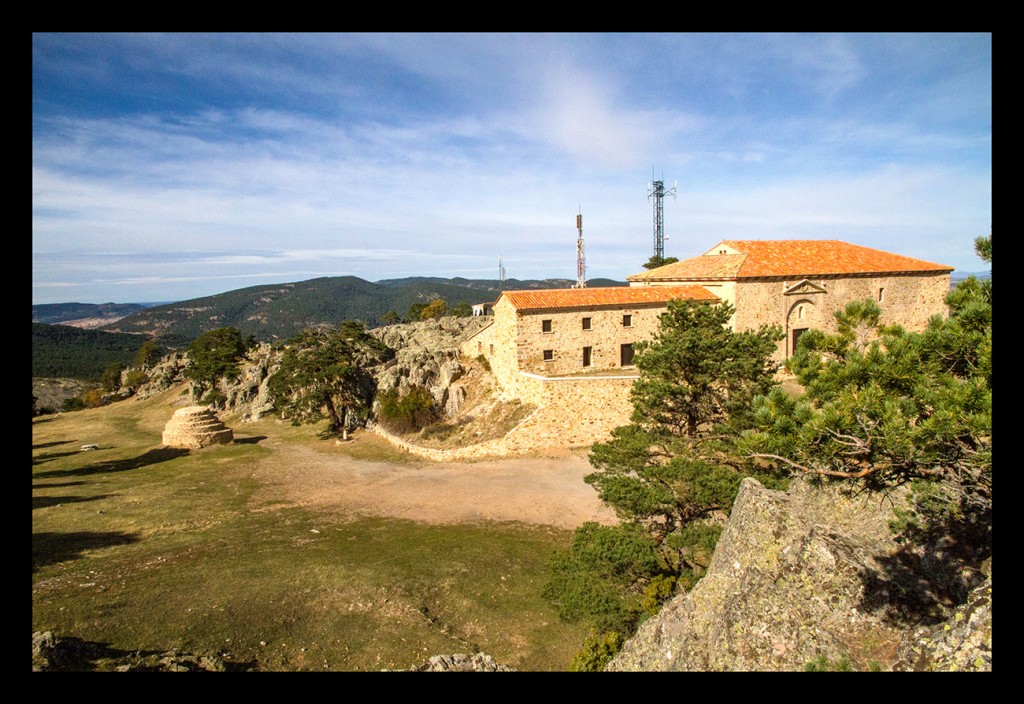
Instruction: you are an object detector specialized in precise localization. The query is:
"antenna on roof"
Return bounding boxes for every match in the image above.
[573,207,586,289]
[648,172,677,261]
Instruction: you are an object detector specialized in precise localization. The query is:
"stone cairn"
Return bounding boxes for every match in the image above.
[161,406,234,448]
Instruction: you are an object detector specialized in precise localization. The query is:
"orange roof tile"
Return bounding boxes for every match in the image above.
[627,240,954,281]
[499,285,718,312]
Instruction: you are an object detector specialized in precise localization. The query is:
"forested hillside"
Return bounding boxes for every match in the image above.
[34,276,626,380]
[31,323,152,380]
[96,276,626,343]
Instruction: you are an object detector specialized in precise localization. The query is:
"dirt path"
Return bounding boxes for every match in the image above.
[247,438,618,531]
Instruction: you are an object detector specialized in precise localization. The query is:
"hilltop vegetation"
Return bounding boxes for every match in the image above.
[33,276,625,382]
[94,275,625,343]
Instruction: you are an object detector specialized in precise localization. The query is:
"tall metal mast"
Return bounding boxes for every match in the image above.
[574,209,586,288]
[648,175,677,260]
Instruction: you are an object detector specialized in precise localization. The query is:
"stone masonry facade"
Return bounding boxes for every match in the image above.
[638,272,951,359]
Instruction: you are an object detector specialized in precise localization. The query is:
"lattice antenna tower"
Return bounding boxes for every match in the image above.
[498,254,506,290]
[573,208,586,288]
[648,172,677,260]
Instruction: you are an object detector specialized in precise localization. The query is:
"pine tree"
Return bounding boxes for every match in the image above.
[268,322,388,437]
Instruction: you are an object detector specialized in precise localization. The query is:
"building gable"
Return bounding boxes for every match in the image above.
[782,279,828,297]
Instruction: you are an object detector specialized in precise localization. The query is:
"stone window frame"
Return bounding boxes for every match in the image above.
[582,346,592,367]
[543,349,555,362]
[622,314,633,328]
[542,319,553,333]
[582,316,592,331]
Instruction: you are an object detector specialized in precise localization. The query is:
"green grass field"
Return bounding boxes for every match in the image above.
[32,387,589,671]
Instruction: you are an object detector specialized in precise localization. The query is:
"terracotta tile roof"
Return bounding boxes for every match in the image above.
[499,285,718,312]
[627,240,954,281]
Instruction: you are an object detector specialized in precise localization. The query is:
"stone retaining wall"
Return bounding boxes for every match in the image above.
[370,369,637,459]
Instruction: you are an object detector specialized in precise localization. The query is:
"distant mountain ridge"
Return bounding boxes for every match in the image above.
[32,302,150,325]
[90,275,627,343]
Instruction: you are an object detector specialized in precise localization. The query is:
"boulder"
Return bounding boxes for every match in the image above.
[607,477,990,672]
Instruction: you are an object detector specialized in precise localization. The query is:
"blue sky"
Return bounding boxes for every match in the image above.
[32,33,992,305]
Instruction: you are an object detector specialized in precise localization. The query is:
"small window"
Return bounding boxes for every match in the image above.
[477,341,482,353]
[489,344,494,355]
[622,314,632,327]
[582,317,592,330]
[798,305,804,320]
[542,319,552,333]
[582,346,592,367]
[543,349,554,362]
[620,343,635,366]
[878,287,885,302]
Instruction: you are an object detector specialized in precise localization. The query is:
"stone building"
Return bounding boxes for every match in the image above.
[463,285,718,401]
[459,239,953,451]
[627,239,953,360]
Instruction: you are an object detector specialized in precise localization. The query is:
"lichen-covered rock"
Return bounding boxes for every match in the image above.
[607,476,981,672]
[370,317,489,419]
[392,652,516,672]
[219,342,279,421]
[129,351,188,400]
[892,572,992,672]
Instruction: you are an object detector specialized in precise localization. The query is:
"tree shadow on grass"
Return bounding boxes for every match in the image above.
[33,449,84,466]
[33,494,116,510]
[33,439,74,450]
[32,531,141,572]
[32,480,90,489]
[33,447,190,479]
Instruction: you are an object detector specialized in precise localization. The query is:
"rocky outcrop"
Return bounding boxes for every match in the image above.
[129,351,188,400]
[892,570,992,671]
[32,378,86,414]
[607,477,991,672]
[369,317,491,418]
[389,652,516,672]
[161,406,234,448]
[32,631,248,672]
[217,342,279,421]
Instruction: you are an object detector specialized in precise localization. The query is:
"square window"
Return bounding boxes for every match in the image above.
[543,349,554,361]
[582,317,592,330]
[622,314,632,327]
[542,319,552,333]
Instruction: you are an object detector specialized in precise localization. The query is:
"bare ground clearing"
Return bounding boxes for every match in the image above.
[246,432,618,530]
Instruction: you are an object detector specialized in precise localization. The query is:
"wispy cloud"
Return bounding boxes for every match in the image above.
[32,33,992,304]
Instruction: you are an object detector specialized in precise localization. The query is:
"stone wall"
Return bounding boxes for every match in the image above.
[732,273,950,359]
[376,368,637,459]
[502,372,636,450]
[634,272,950,361]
